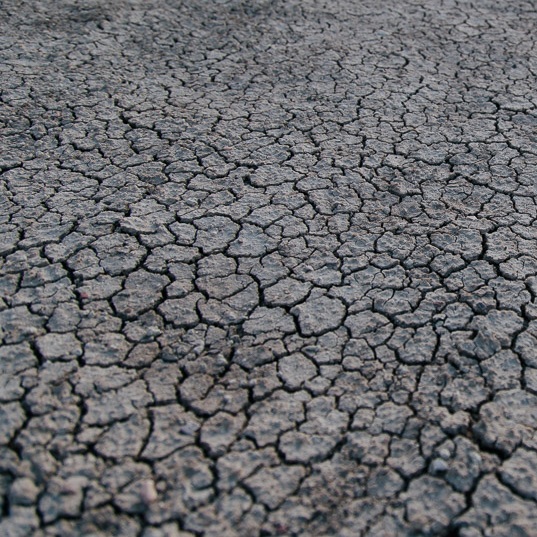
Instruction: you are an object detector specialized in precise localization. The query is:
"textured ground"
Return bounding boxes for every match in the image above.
[2,0,537,535]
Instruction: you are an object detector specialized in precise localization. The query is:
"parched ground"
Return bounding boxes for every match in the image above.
[2,0,537,535]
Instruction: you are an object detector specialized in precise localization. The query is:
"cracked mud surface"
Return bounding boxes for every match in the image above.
[2,0,537,535]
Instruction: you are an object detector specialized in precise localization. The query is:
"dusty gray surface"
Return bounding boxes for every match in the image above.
[2,0,537,535]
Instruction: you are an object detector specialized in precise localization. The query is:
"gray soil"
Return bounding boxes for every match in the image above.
[2,0,537,535]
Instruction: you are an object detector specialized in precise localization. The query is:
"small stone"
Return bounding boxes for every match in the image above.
[430,458,449,475]
[140,479,158,505]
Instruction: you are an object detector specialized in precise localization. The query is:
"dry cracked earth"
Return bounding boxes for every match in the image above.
[2,0,537,536]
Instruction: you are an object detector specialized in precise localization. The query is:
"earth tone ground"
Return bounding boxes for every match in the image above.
[2,0,537,535]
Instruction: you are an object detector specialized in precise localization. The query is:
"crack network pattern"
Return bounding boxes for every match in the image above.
[2,0,537,535]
